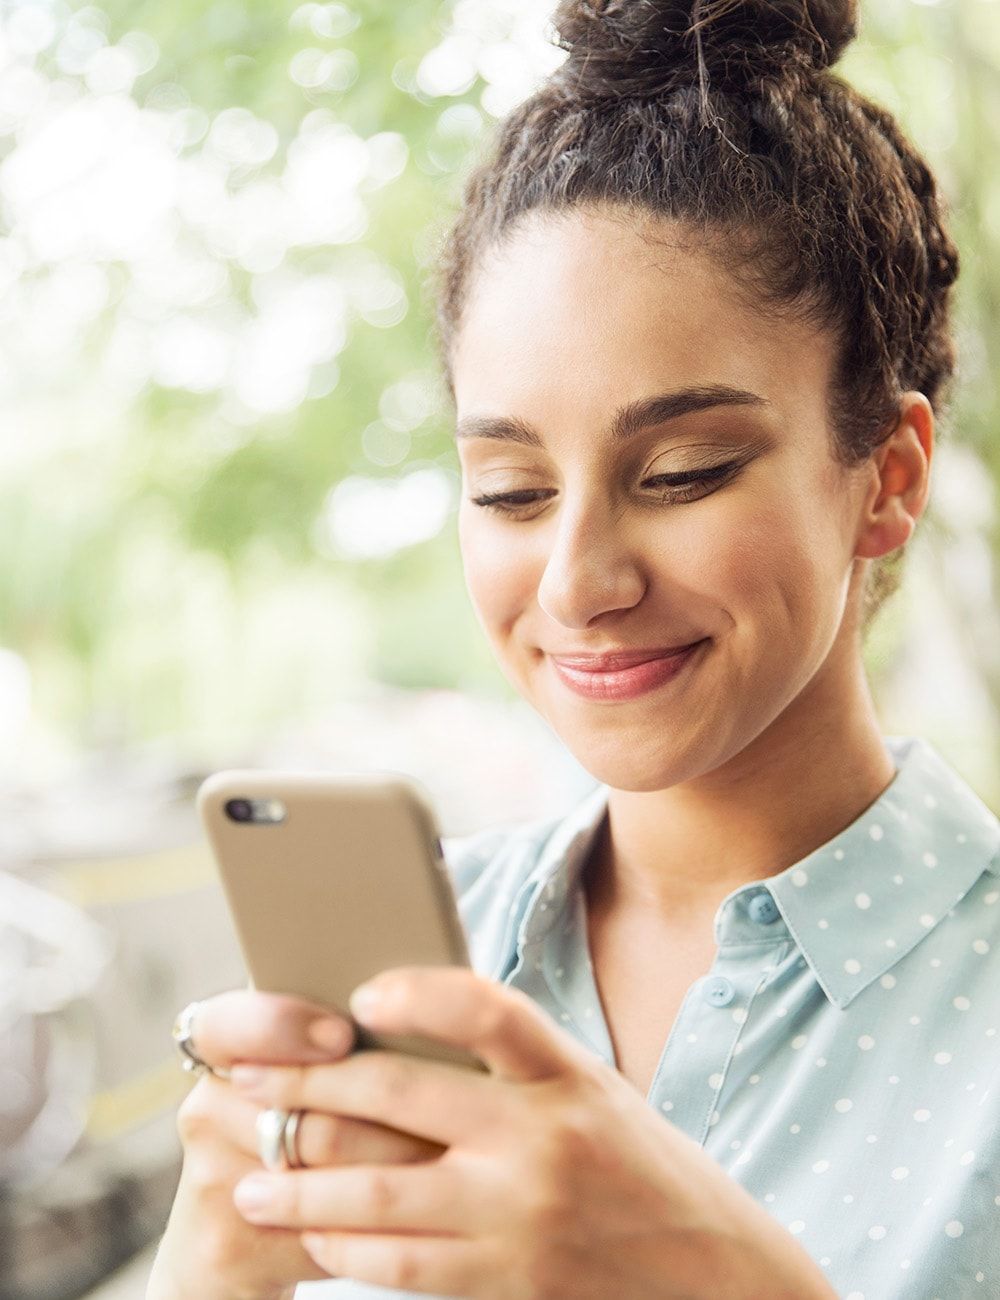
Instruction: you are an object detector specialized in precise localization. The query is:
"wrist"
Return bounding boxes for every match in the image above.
[145,1237,296,1300]
[656,1220,835,1300]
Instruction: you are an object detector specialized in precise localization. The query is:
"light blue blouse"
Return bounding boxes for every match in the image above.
[297,734,1000,1300]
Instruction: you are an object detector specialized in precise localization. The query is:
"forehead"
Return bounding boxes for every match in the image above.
[451,207,835,433]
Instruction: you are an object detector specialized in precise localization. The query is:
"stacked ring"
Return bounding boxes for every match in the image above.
[256,1107,307,1170]
[171,1001,307,1168]
[283,1107,304,1168]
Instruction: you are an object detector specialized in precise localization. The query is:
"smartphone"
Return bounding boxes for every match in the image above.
[196,770,488,1073]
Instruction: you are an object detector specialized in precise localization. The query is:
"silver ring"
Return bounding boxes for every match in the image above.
[256,1107,304,1170]
[171,1001,228,1080]
[283,1108,305,1168]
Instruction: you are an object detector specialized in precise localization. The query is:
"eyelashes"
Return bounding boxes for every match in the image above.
[643,459,743,496]
[469,459,744,516]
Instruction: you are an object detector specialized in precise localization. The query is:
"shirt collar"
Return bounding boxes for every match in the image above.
[771,734,1000,1007]
[509,736,1000,1008]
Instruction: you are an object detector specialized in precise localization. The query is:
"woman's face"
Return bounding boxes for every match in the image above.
[452,207,875,792]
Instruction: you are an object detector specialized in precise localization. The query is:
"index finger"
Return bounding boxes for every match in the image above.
[181,989,356,1070]
[351,968,594,1083]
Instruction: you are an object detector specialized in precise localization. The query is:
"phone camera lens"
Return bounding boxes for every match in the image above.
[225,799,253,823]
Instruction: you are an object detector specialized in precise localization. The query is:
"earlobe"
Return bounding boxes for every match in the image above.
[853,392,933,562]
[854,507,914,562]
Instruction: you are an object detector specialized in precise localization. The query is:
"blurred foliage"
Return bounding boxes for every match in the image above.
[0,0,997,781]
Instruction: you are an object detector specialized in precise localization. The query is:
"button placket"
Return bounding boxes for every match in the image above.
[649,893,791,1144]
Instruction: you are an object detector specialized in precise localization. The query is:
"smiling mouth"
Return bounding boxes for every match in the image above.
[548,640,708,702]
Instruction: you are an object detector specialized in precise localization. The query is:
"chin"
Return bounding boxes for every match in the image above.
[550,718,713,794]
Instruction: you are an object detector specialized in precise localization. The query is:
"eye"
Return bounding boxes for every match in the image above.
[468,460,742,516]
[467,489,556,515]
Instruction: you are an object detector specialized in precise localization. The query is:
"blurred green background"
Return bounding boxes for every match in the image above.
[0,0,996,802]
[1,2,998,1298]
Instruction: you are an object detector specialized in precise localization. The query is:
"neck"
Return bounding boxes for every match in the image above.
[584,654,897,926]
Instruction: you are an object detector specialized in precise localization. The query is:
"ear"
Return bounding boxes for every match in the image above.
[853,392,934,561]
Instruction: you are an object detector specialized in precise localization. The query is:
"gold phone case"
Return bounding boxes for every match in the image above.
[197,771,488,1073]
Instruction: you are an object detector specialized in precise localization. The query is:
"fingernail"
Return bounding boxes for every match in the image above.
[234,1176,274,1216]
[230,1065,266,1090]
[308,1017,352,1054]
[348,982,385,1024]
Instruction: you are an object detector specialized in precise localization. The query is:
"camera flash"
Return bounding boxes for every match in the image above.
[262,799,287,823]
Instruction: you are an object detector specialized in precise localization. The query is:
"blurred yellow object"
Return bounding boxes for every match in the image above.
[86,1058,192,1143]
[53,844,216,909]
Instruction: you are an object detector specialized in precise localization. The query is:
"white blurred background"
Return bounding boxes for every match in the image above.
[0,0,997,1296]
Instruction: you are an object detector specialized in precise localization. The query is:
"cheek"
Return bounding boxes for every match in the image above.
[703,491,844,634]
[458,513,537,636]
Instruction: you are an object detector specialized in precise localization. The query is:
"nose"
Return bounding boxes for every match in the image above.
[536,502,646,628]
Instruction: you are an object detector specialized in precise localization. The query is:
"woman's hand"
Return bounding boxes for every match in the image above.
[146,990,446,1300]
[226,968,837,1300]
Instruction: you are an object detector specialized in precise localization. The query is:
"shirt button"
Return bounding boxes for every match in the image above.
[703,976,735,1007]
[748,892,780,924]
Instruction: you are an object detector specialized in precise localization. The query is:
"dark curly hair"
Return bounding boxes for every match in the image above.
[427,0,960,637]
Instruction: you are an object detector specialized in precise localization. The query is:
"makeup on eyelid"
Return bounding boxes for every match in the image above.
[459,425,774,492]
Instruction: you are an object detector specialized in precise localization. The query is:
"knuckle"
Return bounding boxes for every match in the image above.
[524,1169,571,1240]
[457,967,485,996]
[182,1150,227,1195]
[284,1173,306,1222]
[274,1063,308,1107]
[370,1055,414,1111]
[383,1245,423,1292]
[306,1233,342,1280]
[516,1118,591,1233]
[495,984,558,1042]
[474,992,518,1045]
[553,1098,604,1168]
[176,1080,217,1145]
[361,1166,399,1219]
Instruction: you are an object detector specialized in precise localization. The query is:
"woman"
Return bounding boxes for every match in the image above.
[148,1,1000,1297]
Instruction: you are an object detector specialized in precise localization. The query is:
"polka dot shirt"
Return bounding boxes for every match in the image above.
[296,735,1000,1300]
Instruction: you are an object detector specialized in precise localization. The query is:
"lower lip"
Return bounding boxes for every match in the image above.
[549,641,708,702]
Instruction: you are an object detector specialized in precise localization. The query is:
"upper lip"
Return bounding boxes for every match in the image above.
[549,641,706,671]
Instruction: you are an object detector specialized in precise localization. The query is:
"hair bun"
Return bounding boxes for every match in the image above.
[551,0,859,98]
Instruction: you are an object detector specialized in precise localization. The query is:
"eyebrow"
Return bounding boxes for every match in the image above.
[454,384,770,447]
